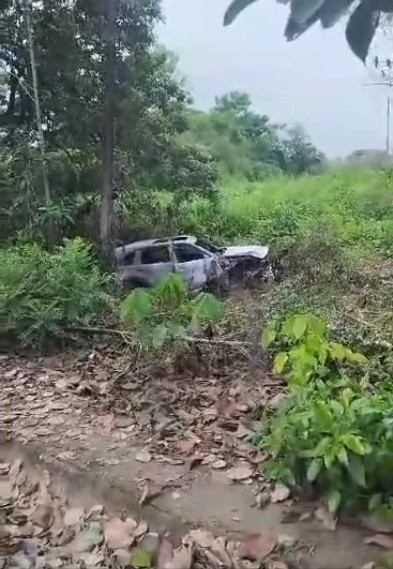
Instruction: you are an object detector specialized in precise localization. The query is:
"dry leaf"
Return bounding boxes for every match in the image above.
[211,460,227,470]
[270,484,290,503]
[226,464,253,482]
[139,481,163,505]
[315,507,337,531]
[364,534,393,549]
[177,439,197,456]
[134,520,149,539]
[136,450,152,464]
[255,490,270,509]
[9,459,23,486]
[240,533,277,561]
[104,517,137,550]
[31,503,53,530]
[270,562,288,569]
[64,508,84,527]
[164,544,192,569]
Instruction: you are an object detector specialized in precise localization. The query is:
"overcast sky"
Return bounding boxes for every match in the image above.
[158,0,389,157]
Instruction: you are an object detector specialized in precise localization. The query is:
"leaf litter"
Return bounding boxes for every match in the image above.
[0,455,287,568]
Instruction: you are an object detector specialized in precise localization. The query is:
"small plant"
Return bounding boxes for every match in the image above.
[262,313,366,386]
[257,312,393,513]
[120,273,225,348]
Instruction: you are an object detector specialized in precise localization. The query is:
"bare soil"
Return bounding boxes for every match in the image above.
[0,350,387,568]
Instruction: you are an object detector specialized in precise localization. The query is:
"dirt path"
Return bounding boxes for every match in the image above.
[0,352,384,568]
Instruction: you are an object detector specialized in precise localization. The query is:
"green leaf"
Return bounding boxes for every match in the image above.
[191,292,224,324]
[337,446,349,466]
[307,458,322,482]
[345,2,380,62]
[292,314,308,340]
[348,454,366,487]
[223,0,259,26]
[130,547,152,568]
[273,352,288,374]
[329,342,347,361]
[120,289,151,325]
[327,489,342,513]
[342,433,365,455]
[261,324,276,349]
[151,324,168,348]
[314,401,333,428]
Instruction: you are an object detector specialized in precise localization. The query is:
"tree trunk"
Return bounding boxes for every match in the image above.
[23,0,53,243]
[100,0,118,263]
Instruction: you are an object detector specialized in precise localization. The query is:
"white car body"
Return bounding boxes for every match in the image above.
[115,235,270,291]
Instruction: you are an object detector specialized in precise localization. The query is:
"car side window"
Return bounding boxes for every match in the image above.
[141,246,170,265]
[173,244,206,263]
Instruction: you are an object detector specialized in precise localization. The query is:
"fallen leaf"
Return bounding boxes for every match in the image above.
[86,505,104,520]
[104,517,137,550]
[240,533,277,561]
[64,507,84,527]
[78,550,105,566]
[114,549,132,567]
[211,460,227,470]
[9,459,23,486]
[270,484,290,503]
[139,481,163,505]
[177,439,197,456]
[134,520,149,539]
[136,450,152,464]
[130,547,153,568]
[315,507,337,531]
[360,563,375,569]
[31,503,53,530]
[277,534,296,547]
[226,464,253,482]
[164,544,192,569]
[364,534,393,549]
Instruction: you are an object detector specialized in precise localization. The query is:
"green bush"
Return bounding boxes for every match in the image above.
[0,238,113,346]
[257,313,393,513]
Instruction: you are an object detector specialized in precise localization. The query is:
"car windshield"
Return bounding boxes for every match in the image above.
[195,238,221,254]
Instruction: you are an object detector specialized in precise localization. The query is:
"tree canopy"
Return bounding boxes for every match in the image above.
[223,0,393,62]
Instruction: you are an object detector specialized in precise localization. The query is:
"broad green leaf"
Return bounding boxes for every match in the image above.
[337,446,349,466]
[306,314,326,337]
[327,489,342,513]
[120,289,151,325]
[223,0,259,26]
[151,324,168,348]
[292,314,308,340]
[348,454,366,487]
[314,401,333,428]
[261,324,276,349]
[345,2,380,62]
[273,352,288,374]
[191,292,224,324]
[307,458,322,482]
[342,433,365,455]
[347,351,367,365]
[329,342,347,361]
[130,547,152,568]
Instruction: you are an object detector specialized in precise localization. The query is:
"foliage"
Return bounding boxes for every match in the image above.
[120,273,225,348]
[223,0,390,62]
[256,312,393,513]
[0,238,112,346]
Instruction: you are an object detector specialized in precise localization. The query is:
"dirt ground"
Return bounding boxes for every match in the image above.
[0,350,388,568]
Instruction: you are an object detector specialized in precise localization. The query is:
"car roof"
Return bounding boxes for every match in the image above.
[115,235,197,256]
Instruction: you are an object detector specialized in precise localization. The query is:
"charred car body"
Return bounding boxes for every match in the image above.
[115,235,271,291]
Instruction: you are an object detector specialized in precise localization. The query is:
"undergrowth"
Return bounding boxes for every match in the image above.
[257,314,393,514]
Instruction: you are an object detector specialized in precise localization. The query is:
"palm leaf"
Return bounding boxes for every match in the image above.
[223,0,259,26]
[289,0,325,24]
[319,0,355,28]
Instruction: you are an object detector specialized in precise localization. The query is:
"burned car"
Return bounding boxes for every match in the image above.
[114,235,271,291]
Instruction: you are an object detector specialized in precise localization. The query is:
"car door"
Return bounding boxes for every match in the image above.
[172,243,215,291]
[136,245,173,286]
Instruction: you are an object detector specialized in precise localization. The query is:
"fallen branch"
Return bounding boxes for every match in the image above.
[67,325,252,348]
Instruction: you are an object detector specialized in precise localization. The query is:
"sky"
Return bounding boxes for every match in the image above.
[158,0,389,157]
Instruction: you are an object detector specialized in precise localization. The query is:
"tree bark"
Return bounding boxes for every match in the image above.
[100,0,118,263]
[23,0,52,242]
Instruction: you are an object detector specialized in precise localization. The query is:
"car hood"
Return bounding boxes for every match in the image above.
[222,245,269,260]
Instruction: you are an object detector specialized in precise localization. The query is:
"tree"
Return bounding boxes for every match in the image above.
[223,0,393,63]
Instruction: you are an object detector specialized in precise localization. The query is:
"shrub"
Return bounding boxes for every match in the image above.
[257,313,393,513]
[0,238,113,346]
